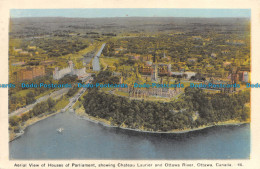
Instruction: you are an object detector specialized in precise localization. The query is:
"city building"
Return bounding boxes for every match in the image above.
[210,53,217,58]
[119,86,181,98]
[158,64,171,76]
[53,61,86,80]
[142,55,153,61]
[17,66,45,81]
[78,74,93,83]
[40,60,57,66]
[139,65,153,75]
[151,64,158,82]
[238,71,249,82]
[12,62,26,66]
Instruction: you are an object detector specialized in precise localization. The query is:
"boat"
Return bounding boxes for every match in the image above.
[57,128,64,133]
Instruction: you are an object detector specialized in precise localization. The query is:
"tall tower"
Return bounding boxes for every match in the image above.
[153,54,156,63]
[151,64,158,82]
[167,64,171,72]
[120,76,123,84]
[53,67,59,80]
[231,68,238,92]
[68,60,74,73]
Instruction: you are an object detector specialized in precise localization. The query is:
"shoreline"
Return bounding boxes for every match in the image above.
[74,106,249,134]
[9,106,249,142]
[9,110,62,142]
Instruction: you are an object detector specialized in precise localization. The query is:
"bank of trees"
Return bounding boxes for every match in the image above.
[182,87,250,124]
[66,86,79,97]
[33,37,88,57]
[91,70,119,85]
[83,86,250,131]
[9,75,77,112]
[9,98,57,130]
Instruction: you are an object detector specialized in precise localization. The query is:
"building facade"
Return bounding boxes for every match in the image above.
[53,61,86,80]
[17,66,45,81]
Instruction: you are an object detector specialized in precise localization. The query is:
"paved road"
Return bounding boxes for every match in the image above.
[9,44,106,117]
[9,88,70,117]
[62,87,87,111]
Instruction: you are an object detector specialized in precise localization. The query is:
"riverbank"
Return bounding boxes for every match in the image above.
[10,107,251,160]
[9,110,62,142]
[74,105,250,134]
[10,103,249,142]
[9,80,81,142]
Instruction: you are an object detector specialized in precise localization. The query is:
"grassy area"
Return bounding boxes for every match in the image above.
[100,57,120,71]
[72,90,89,109]
[99,58,108,70]
[102,57,119,66]
[100,87,114,92]
[35,89,57,99]
[56,41,103,69]
[202,89,220,94]
[13,88,34,97]
[139,96,171,102]
[245,102,251,122]
[114,90,129,97]
[54,97,69,111]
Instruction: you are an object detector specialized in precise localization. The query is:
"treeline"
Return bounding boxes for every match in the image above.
[82,87,250,132]
[91,70,119,85]
[178,87,250,125]
[102,42,115,57]
[9,97,57,132]
[9,75,78,112]
[33,37,88,57]
[83,89,193,131]
[103,33,250,75]
[66,85,79,97]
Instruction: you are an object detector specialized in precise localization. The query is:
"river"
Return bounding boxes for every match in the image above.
[92,43,106,71]
[9,111,250,159]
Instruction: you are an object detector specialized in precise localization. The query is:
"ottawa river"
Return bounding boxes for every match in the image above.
[9,111,250,159]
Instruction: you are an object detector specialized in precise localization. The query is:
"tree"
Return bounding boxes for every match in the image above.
[21,113,29,122]
[26,91,36,105]
[9,116,20,126]
[47,98,56,108]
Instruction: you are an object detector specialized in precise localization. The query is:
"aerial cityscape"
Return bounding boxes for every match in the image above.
[8,9,250,159]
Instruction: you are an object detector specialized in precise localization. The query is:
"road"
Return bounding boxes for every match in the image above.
[9,88,70,117]
[10,43,107,117]
[62,87,87,111]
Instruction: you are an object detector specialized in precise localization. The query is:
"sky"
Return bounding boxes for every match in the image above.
[10,9,251,18]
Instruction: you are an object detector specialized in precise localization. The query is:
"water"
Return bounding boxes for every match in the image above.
[9,111,250,159]
[92,43,106,71]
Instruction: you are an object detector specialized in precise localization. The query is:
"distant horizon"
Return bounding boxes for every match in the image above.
[10,9,251,18]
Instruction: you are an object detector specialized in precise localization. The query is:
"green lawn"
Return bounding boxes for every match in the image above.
[13,89,34,97]
[54,97,69,110]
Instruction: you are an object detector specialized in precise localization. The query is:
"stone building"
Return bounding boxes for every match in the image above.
[151,64,158,82]
[158,64,171,76]
[53,61,86,80]
[139,64,171,78]
[118,86,181,98]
